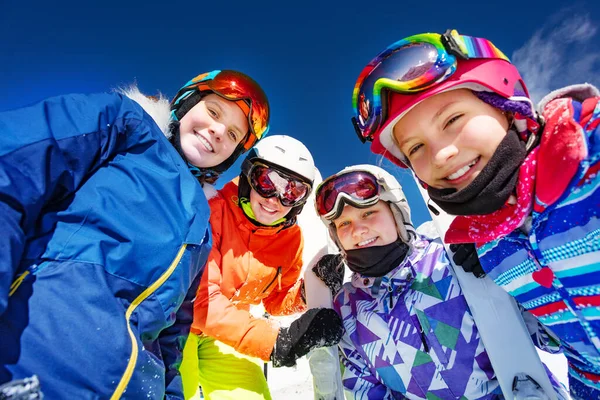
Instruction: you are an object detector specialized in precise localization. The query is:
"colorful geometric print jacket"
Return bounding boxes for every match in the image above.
[0,91,211,399]
[333,236,569,400]
[450,84,600,397]
[333,237,502,399]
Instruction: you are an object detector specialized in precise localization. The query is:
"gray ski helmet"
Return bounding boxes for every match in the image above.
[316,164,416,251]
[239,135,316,222]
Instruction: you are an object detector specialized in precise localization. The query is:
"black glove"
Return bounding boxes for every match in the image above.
[271,308,344,368]
[449,243,485,278]
[312,254,345,297]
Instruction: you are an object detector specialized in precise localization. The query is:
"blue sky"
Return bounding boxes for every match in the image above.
[1,0,598,226]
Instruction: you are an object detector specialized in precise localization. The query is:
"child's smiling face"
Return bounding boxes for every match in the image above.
[249,188,291,225]
[334,201,398,251]
[393,89,510,191]
[178,93,249,169]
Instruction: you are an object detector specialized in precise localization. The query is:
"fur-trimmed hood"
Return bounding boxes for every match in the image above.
[117,86,173,139]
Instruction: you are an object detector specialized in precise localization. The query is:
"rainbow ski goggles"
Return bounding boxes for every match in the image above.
[352,29,508,143]
[174,70,270,150]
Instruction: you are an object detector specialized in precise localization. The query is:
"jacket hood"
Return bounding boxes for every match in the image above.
[118,85,172,139]
[538,83,600,111]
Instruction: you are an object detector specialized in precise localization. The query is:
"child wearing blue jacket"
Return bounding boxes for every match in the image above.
[0,70,270,399]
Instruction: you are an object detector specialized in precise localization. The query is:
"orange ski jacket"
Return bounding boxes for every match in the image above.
[191,178,307,361]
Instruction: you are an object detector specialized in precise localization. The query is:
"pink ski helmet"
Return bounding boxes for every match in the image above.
[351,30,534,168]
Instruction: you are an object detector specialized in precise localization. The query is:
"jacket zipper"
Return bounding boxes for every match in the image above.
[262,266,282,293]
[111,244,187,400]
[387,285,394,309]
[9,263,42,297]
[416,318,430,352]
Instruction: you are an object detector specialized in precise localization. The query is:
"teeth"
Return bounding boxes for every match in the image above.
[261,204,276,213]
[195,133,214,152]
[357,237,377,247]
[446,159,477,180]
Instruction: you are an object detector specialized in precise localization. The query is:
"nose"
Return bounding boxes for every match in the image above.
[209,122,227,142]
[264,195,280,207]
[352,221,369,239]
[432,141,458,168]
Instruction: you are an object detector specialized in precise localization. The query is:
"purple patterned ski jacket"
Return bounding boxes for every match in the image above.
[333,236,568,399]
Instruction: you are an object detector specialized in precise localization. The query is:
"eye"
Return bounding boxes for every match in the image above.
[444,114,462,129]
[337,220,350,229]
[228,130,238,142]
[363,210,375,218]
[408,143,423,156]
[208,108,219,118]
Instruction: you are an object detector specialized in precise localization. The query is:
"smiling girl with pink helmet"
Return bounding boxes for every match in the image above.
[352,29,600,399]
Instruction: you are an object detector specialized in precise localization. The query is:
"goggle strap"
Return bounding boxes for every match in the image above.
[444,29,509,62]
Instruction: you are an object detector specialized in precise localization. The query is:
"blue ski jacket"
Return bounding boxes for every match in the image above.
[0,91,211,399]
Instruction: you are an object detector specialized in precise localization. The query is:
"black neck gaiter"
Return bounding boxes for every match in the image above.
[345,239,410,277]
[427,130,527,216]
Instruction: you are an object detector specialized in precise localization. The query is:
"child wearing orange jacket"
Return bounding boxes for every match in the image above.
[180,135,343,400]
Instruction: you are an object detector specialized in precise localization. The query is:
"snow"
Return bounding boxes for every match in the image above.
[253,310,315,399]
[538,350,569,389]
[268,356,314,400]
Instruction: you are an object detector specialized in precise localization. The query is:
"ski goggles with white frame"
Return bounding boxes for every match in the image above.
[315,170,381,220]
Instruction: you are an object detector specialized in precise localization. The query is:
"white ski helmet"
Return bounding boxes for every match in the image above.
[239,135,316,222]
[315,164,416,250]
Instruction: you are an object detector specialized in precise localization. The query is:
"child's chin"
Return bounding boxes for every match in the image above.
[256,214,279,225]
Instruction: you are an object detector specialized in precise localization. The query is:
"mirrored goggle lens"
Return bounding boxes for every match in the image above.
[207,70,270,144]
[316,171,380,217]
[354,41,444,139]
[250,166,309,207]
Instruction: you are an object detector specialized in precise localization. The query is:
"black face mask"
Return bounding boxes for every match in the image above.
[427,130,527,216]
[345,239,410,277]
